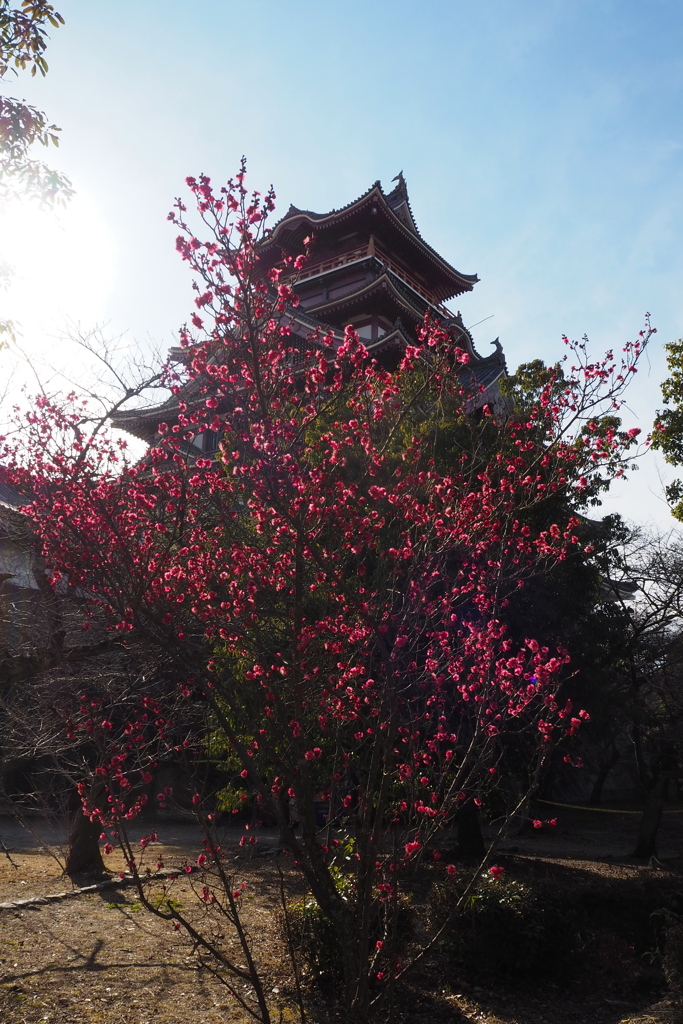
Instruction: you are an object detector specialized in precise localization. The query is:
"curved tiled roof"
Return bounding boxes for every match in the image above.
[307,271,427,324]
[112,178,505,441]
[263,178,478,299]
[0,476,27,509]
[384,173,419,235]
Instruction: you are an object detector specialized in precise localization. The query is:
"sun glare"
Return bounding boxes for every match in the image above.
[0,191,117,352]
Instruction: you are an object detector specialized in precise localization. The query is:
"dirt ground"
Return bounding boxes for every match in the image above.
[1,806,683,1024]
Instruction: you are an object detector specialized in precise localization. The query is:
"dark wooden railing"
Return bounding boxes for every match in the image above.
[282,239,454,317]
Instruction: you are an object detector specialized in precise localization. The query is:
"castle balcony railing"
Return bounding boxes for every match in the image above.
[283,239,454,319]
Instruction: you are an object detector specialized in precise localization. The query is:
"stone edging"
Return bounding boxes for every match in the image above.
[0,871,167,912]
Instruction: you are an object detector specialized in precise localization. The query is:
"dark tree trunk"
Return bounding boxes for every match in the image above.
[589,745,621,807]
[633,775,666,860]
[66,780,107,878]
[456,798,486,860]
[632,726,651,790]
[32,562,65,666]
[65,808,106,877]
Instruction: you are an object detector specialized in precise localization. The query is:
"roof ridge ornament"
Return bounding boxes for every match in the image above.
[490,337,504,359]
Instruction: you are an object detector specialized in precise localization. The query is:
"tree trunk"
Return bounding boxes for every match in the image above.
[32,562,65,666]
[456,798,486,860]
[589,745,621,807]
[65,808,106,877]
[633,775,666,860]
[66,781,107,878]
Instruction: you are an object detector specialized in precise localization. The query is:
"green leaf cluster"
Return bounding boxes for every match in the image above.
[0,1,72,206]
[653,339,683,521]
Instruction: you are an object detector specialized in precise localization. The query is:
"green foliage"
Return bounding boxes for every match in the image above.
[0,1,64,78]
[0,1,72,205]
[503,360,635,509]
[283,834,409,987]
[215,780,247,814]
[432,873,580,983]
[0,317,17,348]
[496,360,640,756]
[286,891,343,981]
[106,900,143,912]
[0,1,71,346]
[653,339,683,521]
[500,358,565,416]
[284,846,356,982]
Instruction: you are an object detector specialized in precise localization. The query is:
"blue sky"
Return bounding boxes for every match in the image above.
[3,0,683,527]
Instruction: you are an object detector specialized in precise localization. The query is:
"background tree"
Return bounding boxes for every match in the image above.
[596,531,683,858]
[653,336,683,521]
[0,327,168,877]
[1,0,71,347]
[0,0,69,202]
[492,361,634,799]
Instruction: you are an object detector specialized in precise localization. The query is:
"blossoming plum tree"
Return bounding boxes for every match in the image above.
[1,164,653,1020]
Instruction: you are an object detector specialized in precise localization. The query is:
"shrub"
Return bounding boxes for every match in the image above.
[651,892,683,1004]
[432,873,580,984]
[284,891,344,984]
[283,840,413,989]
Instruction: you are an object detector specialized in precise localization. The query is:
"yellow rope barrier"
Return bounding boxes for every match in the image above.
[537,798,683,816]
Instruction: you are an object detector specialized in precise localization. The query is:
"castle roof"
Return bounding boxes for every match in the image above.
[259,176,478,304]
[111,177,504,443]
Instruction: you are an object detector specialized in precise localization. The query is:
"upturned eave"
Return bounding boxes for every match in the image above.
[260,180,478,302]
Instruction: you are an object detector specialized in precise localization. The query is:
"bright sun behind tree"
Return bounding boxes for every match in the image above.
[0,190,116,348]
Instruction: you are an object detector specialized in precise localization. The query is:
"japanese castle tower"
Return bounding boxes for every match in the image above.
[113,175,506,444]
[260,173,505,383]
